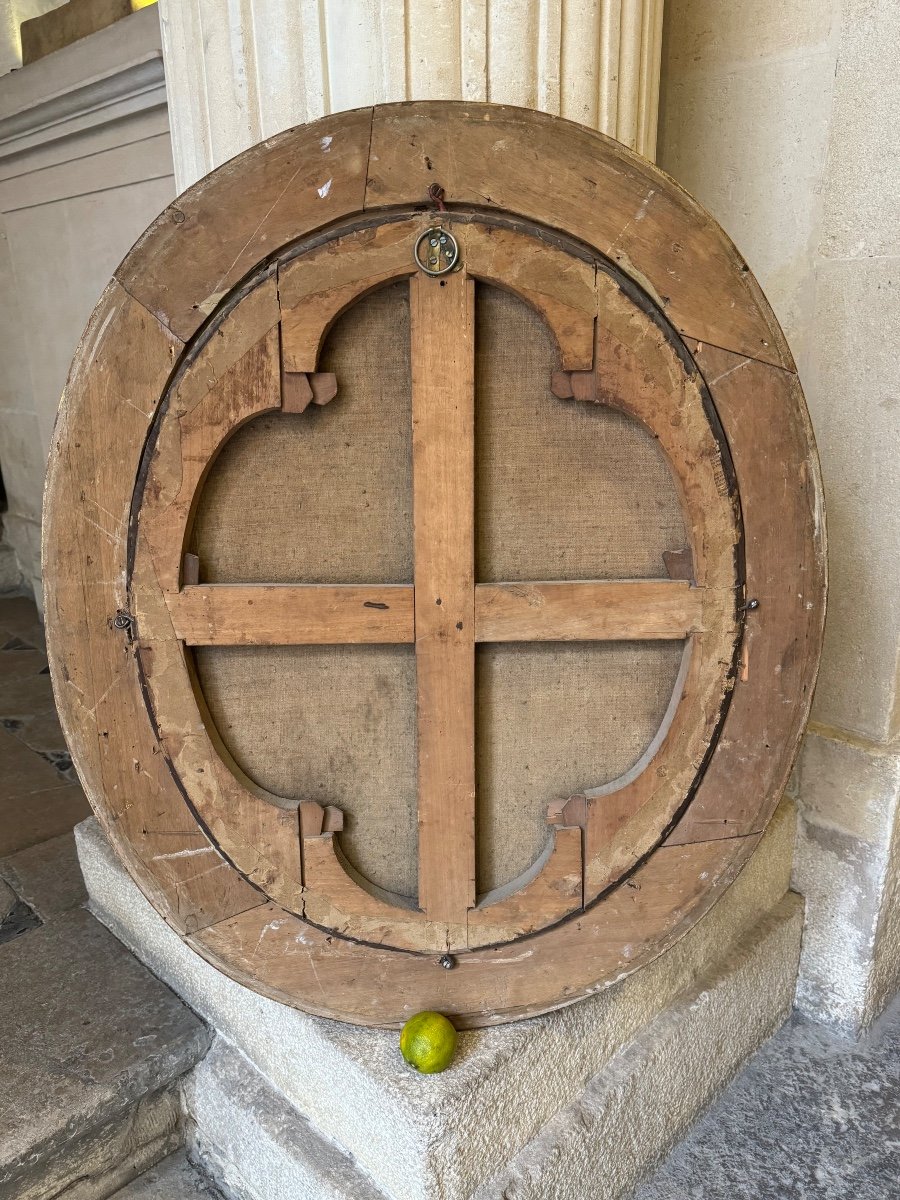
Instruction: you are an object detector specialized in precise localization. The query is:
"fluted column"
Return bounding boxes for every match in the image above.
[158,0,664,192]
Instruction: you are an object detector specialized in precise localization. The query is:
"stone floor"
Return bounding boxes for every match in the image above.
[632,996,900,1199]
[0,590,221,1198]
[114,1151,221,1197]
[0,593,90,862]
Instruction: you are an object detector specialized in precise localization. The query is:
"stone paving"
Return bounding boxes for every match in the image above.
[0,594,89,863]
[0,591,220,1198]
[632,997,900,1199]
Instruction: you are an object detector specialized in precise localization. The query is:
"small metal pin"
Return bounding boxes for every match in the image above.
[438,954,456,970]
[740,598,760,612]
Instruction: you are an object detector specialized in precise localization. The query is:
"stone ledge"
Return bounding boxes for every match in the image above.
[0,907,210,1197]
[186,1041,388,1200]
[77,799,798,1200]
[174,898,802,1200]
[476,893,803,1200]
[112,1150,222,1198]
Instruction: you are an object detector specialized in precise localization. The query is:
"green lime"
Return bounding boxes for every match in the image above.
[399,1010,457,1074]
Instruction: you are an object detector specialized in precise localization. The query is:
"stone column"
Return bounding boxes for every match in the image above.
[157,0,664,192]
[659,0,900,1035]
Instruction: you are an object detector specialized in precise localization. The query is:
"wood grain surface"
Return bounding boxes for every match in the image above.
[43,104,825,1027]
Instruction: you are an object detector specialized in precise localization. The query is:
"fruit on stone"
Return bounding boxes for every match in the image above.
[399,1010,457,1074]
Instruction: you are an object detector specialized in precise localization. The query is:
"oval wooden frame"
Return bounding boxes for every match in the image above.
[43,102,826,1028]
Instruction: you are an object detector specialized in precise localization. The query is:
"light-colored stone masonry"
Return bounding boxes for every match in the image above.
[78,801,801,1200]
[660,0,900,1034]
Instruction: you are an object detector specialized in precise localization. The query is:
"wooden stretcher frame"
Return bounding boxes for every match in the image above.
[43,102,826,1027]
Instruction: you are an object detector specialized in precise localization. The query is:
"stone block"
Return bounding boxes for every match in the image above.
[186,1041,387,1200]
[791,726,900,1032]
[658,8,836,361]
[475,896,802,1200]
[795,728,900,844]
[178,900,801,1200]
[635,983,900,1199]
[803,255,900,743]
[0,542,20,594]
[0,829,87,921]
[0,875,15,921]
[78,799,797,1200]
[793,818,881,1033]
[0,907,210,1198]
[865,805,900,1029]
[821,0,900,259]
[113,1150,222,1198]
[0,410,45,524]
[13,1089,183,1200]
[662,0,835,75]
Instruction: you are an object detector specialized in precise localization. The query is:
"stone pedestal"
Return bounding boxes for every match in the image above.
[76,800,802,1200]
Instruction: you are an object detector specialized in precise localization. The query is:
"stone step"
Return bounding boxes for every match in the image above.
[0,906,211,1199]
[112,1151,222,1198]
[186,1040,389,1200]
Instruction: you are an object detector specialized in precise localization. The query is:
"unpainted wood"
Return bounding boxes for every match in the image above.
[547,280,742,901]
[280,218,419,372]
[188,832,761,1028]
[663,548,694,581]
[134,324,305,913]
[459,222,597,370]
[365,103,793,369]
[665,339,826,844]
[118,108,375,341]
[169,584,415,645]
[42,284,262,935]
[474,580,704,642]
[45,106,825,1027]
[281,372,314,413]
[302,834,465,953]
[141,281,282,596]
[169,580,703,646]
[467,825,583,946]
[410,270,477,924]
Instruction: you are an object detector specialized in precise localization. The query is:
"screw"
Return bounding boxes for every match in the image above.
[439,954,456,970]
[741,598,760,612]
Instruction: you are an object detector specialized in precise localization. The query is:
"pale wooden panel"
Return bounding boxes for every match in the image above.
[192,283,413,584]
[194,644,419,899]
[170,580,701,646]
[667,340,827,844]
[279,219,416,373]
[476,640,684,892]
[474,284,686,583]
[475,581,703,641]
[169,584,415,645]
